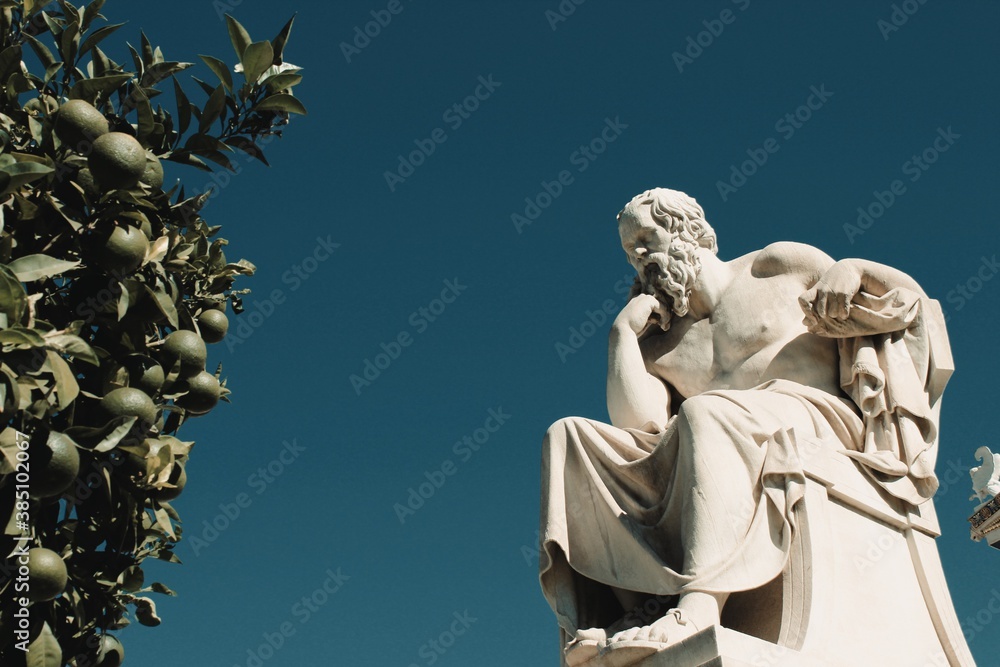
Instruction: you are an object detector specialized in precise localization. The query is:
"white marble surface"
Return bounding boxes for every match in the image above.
[539,189,973,666]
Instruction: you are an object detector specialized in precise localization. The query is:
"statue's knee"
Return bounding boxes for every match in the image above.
[543,417,583,453]
[676,395,729,436]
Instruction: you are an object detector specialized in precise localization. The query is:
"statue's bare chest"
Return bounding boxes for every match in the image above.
[641,274,817,397]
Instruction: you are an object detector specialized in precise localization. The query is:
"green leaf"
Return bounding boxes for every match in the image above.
[58,0,80,25]
[47,350,79,410]
[7,254,80,282]
[241,40,273,85]
[163,151,210,172]
[254,93,306,115]
[126,42,143,79]
[141,60,192,87]
[92,416,137,452]
[43,62,63,85]
[59,19,80,67]
[78,22,125,58]
[184,134,235,170]
[198,54,232,92]
[150,582,177,596]
[140,30,153,67]
[45,333,99,366]
[272,14,296,64]
[22,34,58,71]
[144,285,179,329]
[172,76,192,137]
[190,75,216,98]
[82,0,107,31]
[23,0,45,17]
[26,622,61,667]
[133,86,155,143]
[0,162,54,197]
[0,265,26,326]
[119,565,144,592]
[68,73,132,102]
[0,327,47,348]
[199,84,227,133]
[224,135,269,166]
[0,45,22,82]
[91,45,112,77]
[262,72,302,94]
[225,15,252,67]
[42,12,65,38]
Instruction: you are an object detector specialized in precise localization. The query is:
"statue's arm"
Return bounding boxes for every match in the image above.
[607,294,670,430]
[799,254,926,322]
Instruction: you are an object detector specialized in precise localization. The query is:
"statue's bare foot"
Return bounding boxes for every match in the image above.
[605,608,699,648]
[565,610,700,666]
[564,628,605,666]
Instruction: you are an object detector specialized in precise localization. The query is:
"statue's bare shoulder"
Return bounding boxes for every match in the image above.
[751,241,835,285]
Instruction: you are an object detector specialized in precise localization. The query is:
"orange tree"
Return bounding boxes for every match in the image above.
[0,1,305,664]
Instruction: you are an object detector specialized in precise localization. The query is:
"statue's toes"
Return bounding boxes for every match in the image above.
[574,627,606,643]
[646,624,673,643]
[608,626,642,644]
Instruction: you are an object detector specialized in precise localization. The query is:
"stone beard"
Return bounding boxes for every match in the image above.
[638,244,701,331]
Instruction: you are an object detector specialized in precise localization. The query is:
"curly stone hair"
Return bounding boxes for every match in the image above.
[617,188,717,320]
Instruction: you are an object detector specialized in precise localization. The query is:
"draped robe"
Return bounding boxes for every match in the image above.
[538,289,951,634]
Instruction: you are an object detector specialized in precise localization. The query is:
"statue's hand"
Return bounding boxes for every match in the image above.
[614,293,669,336]
[799,260,863,323]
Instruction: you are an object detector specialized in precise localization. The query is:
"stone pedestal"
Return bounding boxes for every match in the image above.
[630,626,831,667]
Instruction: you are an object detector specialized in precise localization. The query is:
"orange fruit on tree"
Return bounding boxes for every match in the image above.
[153,462,187,501]
[141,153,164,189]
[95,634,125,666]
[30,432,81,499]
[100,387,158,427]
[197,309,229,343]
[89,132,146,190]
[55,99,109,149]
[175,371,221,415]
[123,355,165,395]
[75,166,101,197]
[161,330,207,377]
[27,547,68,602]
[92,225,148,275]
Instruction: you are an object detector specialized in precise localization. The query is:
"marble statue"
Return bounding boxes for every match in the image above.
[970,446,1000,504]
[538,188,974,666]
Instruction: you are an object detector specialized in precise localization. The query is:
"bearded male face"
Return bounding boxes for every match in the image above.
[617,190,716,327]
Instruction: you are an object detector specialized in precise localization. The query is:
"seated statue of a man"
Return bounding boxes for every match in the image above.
[538,188,944,664]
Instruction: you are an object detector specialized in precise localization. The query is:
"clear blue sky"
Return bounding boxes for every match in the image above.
[101,1,1000,665]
